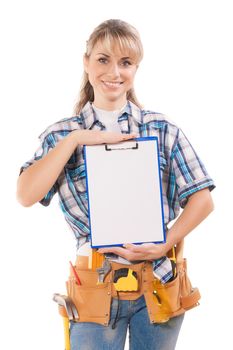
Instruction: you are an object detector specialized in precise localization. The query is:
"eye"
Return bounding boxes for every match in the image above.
[121,60,132,67]
[98,57,108,64]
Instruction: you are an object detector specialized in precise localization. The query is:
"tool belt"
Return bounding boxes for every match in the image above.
[63,245,201,326]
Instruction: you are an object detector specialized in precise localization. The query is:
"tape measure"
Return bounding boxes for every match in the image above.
[113,268,138,292]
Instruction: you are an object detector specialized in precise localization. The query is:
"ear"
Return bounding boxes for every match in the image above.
[83,54,89,74]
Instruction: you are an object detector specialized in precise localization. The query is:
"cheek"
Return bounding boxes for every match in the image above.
[88,65,104,82]
[125,70,137,83]
[87,70,98,86]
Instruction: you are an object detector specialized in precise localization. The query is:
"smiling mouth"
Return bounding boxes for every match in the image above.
[102,81,123,88]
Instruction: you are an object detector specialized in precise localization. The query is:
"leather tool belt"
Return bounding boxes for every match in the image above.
[63,254,201,326]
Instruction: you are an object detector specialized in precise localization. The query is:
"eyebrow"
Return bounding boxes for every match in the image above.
[96,53,131,60]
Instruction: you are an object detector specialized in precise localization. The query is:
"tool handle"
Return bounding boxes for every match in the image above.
[62,317,70,350]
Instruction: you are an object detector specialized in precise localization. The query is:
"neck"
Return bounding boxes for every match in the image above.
[93,97,127,111]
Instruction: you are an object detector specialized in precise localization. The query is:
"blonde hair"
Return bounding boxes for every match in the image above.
[73,19,144,115]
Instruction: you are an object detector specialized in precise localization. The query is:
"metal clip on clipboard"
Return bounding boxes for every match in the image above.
[105,141,138,151]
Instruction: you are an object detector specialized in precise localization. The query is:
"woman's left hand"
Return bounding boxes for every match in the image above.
[98,242,170,261]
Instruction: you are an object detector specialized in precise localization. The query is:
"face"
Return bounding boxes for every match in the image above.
[83,41,138,110]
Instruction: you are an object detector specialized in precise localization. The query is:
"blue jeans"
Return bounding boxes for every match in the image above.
[70,295,184,350]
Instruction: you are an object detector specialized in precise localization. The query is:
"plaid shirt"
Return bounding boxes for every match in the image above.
[20,101,215,255]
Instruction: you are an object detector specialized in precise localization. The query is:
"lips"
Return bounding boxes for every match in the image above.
[102,81,123,88]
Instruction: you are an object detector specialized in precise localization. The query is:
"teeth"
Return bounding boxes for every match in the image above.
[104,81,122,87]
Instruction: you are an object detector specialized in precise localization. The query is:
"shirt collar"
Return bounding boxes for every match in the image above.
[79,101,143,130]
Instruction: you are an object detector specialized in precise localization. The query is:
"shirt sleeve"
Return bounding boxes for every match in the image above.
[171,128,215,208]
[19,132,58,206]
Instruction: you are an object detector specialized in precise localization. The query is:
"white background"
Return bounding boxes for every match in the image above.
[0,0,231,349]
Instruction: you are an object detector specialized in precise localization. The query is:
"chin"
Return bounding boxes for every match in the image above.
[105,92,125,101]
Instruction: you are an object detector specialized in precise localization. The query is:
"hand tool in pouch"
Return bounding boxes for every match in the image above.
[69,261,82,285]
[90,249,105,270]
[96,259,112,284]
[113,268,138,291]
[53,293,79,320]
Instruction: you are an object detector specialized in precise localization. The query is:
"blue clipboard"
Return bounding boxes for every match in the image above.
[84,137,166,248]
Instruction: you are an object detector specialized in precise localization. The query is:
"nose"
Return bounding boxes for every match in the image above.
[107,62,120,79]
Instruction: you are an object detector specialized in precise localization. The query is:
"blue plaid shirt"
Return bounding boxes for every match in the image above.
[20,101,215,280]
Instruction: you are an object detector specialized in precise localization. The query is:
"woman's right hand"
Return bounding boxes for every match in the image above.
[73,129,137,146]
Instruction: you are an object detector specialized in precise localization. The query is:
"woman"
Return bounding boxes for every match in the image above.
[17,19,215,350]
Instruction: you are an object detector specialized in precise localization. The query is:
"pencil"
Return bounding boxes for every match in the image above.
[69,261,82,285]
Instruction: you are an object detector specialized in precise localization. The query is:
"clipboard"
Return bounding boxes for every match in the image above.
[84,137,166,248]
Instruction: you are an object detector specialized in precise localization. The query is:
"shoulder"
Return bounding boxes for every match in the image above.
[141,108,180,135]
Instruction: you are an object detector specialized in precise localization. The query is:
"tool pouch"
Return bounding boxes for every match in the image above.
[64,244,200,325]
[143,258,201,323]
[66,266,112,326]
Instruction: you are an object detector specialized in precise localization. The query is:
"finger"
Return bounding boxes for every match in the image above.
[123,243,144,252]
[98,247,126,255]
[98,246,140,261]
[122,133,137,140]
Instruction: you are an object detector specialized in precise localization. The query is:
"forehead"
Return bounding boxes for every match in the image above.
[92,39,137,61]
